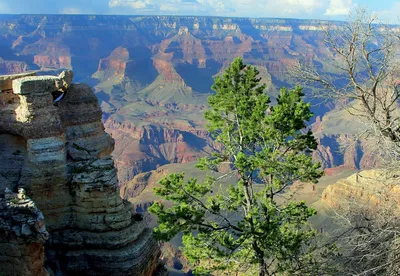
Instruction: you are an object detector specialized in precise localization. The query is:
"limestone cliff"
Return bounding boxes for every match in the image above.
[0,58,29,74]
[0,71,162,275]
[0,188,49,276]
[322,170,400,209]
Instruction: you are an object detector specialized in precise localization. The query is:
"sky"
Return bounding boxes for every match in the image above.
[0,0,399,22]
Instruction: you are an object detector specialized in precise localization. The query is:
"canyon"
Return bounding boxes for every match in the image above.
[0,15,389,274]
[0,15,374,187]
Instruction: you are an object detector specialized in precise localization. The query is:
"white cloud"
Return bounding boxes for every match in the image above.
[197,0,228,13]
[285,0,322,11]
[60,7,82,14]
[108,0,232,14]
[270,0,324,15]
[324,0,352,16]
[109,0,153,9]
[226,0,325,17]
[105,0,350,19]
[159,0,201,13]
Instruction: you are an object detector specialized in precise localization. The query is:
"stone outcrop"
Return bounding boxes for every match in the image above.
[0,71,162,275]
[322,170,400,209]
[92,47,130,84]
[0,58,29,75]
[0,188,49,276]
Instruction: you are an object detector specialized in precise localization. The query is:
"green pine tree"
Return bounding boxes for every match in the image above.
[149,57,325,276]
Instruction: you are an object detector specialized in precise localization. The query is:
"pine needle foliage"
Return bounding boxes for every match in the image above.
[150,57,325,276]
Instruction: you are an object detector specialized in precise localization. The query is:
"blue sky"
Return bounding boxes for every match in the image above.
[0,0,399,22]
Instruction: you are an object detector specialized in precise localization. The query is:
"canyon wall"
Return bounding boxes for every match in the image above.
[0,15,373,185]
[0,71,162,275]
[0,15,388,275]
[0,188,48,276]
[322,170,400,209]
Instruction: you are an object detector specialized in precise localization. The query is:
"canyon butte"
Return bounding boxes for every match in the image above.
[0,14,387,275]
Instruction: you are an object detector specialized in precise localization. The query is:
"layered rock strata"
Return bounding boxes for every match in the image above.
[0,188,49,276]
[322,170,400,209]
[0,71,161,275]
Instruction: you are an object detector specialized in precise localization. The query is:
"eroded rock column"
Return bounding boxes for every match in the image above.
[0,71,162,276]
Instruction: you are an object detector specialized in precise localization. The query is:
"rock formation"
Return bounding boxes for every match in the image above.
[322,170,400,209]
[0,58,29,75]
[0,188,49,276]
[0,71,162,275]
[0,15,382,185]
[106,120,214,184]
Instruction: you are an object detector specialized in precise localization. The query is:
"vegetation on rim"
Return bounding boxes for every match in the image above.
[294,8,400,275]
[149,57,332,275]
